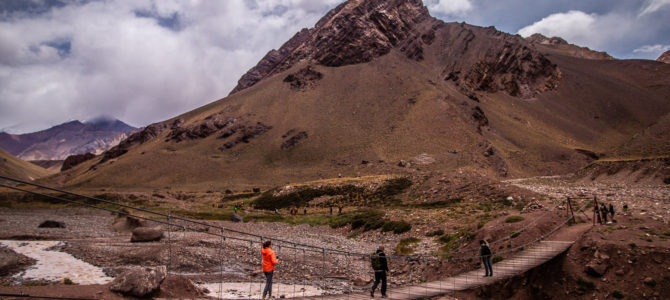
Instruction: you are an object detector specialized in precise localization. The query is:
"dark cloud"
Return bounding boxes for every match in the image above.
[0,0,668,134]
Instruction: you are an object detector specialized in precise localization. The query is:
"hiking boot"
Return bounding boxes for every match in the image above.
[381,295,388,298]
[370,290,374,297]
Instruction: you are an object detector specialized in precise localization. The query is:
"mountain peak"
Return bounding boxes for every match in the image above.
[84,116,136,132]
[658,50,670,64]
[525,33,614,60]
[230,0,432,94]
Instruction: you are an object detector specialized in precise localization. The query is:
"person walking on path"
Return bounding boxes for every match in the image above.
[370,246,388,298]
[601,204,609,224]
[261,241,279,300]
[480,240,493,277]
[609,203,615,222]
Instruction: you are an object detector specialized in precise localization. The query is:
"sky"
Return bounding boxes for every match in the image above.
[1,0,668,134]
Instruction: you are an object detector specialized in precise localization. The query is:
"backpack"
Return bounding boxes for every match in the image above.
[480,244,491,256]
[370,253,382,270]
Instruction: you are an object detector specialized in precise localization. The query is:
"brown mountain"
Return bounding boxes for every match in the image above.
[51,0,670,190]
[0,147,53,181]
[0,118,136,161]
[658,50,670,64]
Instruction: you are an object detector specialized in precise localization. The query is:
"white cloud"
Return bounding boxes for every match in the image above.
[0,0,341,133]
[633,44,670,56]
[639,0,670,17]
[517,10,633,51]
[425,0,473,17]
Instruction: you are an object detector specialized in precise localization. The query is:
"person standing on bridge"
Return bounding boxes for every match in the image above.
[370,246,388,298]
[262,240,279,300]
[480,240,493,277]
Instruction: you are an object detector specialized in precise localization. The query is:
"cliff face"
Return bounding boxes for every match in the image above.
[230,0,561,99]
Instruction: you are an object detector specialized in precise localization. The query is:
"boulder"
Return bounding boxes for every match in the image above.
[130,226,163,242]
[231,213,243,223]
[398,160,411,168]
[352,275,371,286]
[584,260,608,277]
[110,266,166,297]
[38,220,65,228]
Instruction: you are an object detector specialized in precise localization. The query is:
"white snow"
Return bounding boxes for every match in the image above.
[1,240,113,285]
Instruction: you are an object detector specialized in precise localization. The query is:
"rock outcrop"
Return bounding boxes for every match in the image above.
[61,152,96,171]
[658,50,670,64]
[525,33,614,60]
[101,123,166,163]
[231,0,561,99]
[110,266,166,297]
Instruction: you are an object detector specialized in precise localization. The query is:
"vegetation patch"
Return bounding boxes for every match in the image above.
[505,215,524,223]
[510,230,521,238]
[395,237,421,255]
[437,228,475,253]
[577,277,595,291]
[611,290,624,299]
[253,177,411,210]
[382,221,412,234]
[492,255,503,263]
[425,229,444,237]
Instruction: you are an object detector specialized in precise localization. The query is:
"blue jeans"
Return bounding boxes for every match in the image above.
[263,270,274,298]
[482,255,493,276]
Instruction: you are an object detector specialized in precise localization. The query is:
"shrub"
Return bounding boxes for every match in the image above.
[437,228,475,253]
[492,255,503,263]
[577,277,595,291]
[611,290,624,299]
[477,220,487,229]
[643,278,657,287]
[505,216,525,223]
[426,229,444,237]
[510,230,521,238]
[63,278,74,285]
[395,237,421,255]
[382,221,412,234]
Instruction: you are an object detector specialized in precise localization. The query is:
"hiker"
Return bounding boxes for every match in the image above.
[370,246,388,298]
[234,204,238,214]
[609,203,615,222]
[601,204,609,223]
[304,207,307,215]
[595,206,602,224]
[338,206,343,215]
[480,240,493,277]
[330,206,333,215]
[261,241,279,300]
[274,208,279,214]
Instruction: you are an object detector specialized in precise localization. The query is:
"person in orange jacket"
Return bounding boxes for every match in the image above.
[261,240,279,300]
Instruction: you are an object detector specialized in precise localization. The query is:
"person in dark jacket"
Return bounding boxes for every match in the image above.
[609,203,615,222]
[480,240,493,277]
[370,246,388,298]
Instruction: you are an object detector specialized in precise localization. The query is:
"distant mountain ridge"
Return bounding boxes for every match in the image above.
[0,118,136,161]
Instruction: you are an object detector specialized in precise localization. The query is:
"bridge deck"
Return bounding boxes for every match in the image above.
[296,238,579,300]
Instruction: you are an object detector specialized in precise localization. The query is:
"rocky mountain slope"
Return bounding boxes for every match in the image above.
[0,117,135,161]
[658,50,670,64]
[51,0,670,190]
[525,33,614,60]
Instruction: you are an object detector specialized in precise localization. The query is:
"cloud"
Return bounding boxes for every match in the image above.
[517,10,634,52]
[633,44,670,57]
[0,0,341,133]
[425,0,473,17]
[639,0,670,16]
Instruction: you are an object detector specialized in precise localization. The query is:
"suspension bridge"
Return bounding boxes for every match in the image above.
[0,175,594,299]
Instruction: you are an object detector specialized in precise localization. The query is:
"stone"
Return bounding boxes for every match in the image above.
[352,275,371,286]
[231,213,243,223]
[398,160,411,168]
[38,220,66,228]
[110,266,166,297]
[130,226,163,242]
[585,260,608,277]
[615,269,625,276]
